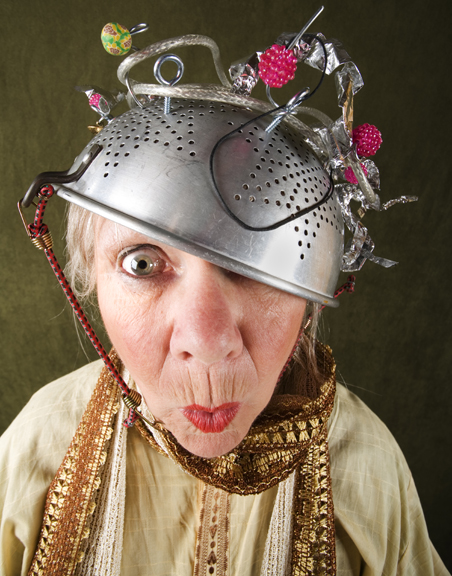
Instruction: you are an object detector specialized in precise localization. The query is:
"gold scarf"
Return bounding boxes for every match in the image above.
[29,344,336,575]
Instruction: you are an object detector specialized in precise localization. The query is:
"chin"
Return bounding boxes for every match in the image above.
[165,402,249,458]
[176,429,244,459]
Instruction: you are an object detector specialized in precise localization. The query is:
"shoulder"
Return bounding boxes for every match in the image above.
[0,360,103,575]
[328,382,411,535]
[329,383,448,575]
[1,360,103,451]
[328,383,411,543]
[328,382,409,475]
[0,359,103,483]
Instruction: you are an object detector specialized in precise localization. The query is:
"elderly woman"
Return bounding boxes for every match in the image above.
[0,16,449,576]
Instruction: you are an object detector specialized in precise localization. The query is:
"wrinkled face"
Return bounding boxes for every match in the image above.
[95,219,307,458]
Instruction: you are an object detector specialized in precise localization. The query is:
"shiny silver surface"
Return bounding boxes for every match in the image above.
[56,98,343,305]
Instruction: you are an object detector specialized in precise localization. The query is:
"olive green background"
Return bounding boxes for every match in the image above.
[1,0,451,568]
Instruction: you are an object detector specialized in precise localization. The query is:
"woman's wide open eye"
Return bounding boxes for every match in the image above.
[120,246,167,277]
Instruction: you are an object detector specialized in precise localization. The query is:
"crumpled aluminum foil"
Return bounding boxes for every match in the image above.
[311,53,382,209]
[361,159,380,190]
[304,35,352,75]
[381,195,418,210]
[75,85,125,121]
[335,62,364,106]
[313,117,351,168]
[336,184,392,271]
[275,31,312,61]
[230,53,260,96]
[336,183,417,271]
[347,153,379,207]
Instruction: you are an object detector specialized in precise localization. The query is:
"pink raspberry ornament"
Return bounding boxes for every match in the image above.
[258,44,297,88]
[344,164,368,185]
[352,123,382,157]
[88,94,102,107]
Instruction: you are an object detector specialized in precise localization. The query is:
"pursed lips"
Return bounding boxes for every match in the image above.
[180,403,240,433]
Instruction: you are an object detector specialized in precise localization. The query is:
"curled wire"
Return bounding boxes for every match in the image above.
[209,104,334,232]
[209,33,331,232]
[265,33,328,108]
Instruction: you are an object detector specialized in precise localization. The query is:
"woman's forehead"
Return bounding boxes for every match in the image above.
[96,217,160,248]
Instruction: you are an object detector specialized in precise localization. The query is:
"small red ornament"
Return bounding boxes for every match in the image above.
[88,94,102,107]
[258,44,298,88]
[352,123,382,157]
[344,164,368,185]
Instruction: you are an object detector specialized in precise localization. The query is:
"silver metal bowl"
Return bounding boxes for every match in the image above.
[57,98,343,306]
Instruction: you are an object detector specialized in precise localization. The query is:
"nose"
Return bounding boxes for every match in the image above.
[169,259,243,365]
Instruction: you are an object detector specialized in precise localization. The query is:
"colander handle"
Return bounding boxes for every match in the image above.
[21,144,103,208]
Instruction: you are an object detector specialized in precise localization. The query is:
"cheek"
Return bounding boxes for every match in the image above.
[97,277,169,377]
[241,290,306,378]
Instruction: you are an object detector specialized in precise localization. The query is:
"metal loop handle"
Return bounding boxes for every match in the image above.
[153,53,184,86]
[125,53,184,111]
[154,54,185,114]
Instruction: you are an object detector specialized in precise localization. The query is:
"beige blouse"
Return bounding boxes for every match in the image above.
[0,361,448,575]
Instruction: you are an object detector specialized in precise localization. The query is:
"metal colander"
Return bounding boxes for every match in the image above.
[56,97,343,305]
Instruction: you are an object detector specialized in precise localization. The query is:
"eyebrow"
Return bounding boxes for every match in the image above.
[98,224,154,250]
[118,243,161,255]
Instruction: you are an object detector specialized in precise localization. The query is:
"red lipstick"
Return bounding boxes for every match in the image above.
[181,403,239,433]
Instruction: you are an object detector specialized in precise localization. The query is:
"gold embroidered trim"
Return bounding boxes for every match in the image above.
[194,484,230,576]
[28,355,121,576]
[291,436,336,575]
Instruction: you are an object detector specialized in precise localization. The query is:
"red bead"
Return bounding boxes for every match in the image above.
[352,123,382,157]
[259,44,298,88]
[344,164,368,185]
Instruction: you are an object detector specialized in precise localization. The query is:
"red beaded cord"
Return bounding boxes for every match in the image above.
[26,185,139,427]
